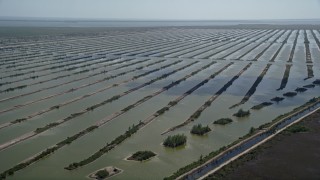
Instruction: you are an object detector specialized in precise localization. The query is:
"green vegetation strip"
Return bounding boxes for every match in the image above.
[189,30,266,59]
[304,64,314,80]
[277,64,292,90]
[0,57,144,103]
[269,30,293,62]
[202,30,273,59]
[304,30,312,63]
[0,56,139,94]
[162,63,252,135]
[0,54,100,81]
[0,58,169,116]
[0,60,195,151]
[0,55,120,88]
[310,30,320,50]
[63,62,232,170]
[0,59,170,129]
[164,97,320,180]
[0,60,208,177]
[235,30,278,60]
[287,31,299,63]
[230,63,272,109]
[220,30,278,60]
[252,30,287,61]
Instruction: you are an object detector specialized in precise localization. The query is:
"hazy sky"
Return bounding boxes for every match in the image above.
[0,0,320,20]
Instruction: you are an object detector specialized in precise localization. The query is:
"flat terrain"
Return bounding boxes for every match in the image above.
[207,110,320,180]
[0,25,319,179]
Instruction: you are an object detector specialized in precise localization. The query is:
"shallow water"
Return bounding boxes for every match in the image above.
[0,27,319,180]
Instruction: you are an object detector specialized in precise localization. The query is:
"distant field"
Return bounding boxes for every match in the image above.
[0,26,319,179]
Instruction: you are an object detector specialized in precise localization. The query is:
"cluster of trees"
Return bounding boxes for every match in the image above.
[295,87,307,93]
[283,92,297,97]
[190,124,211,135]
[251,102,273,110]
[129,151,156,161]
[271,96,284,102]
[163,134,187,148]
[213,118,233,125]
[304,84,315,88]
[313,79,320,85]
[233,109,250,117]
[95,169,109,179]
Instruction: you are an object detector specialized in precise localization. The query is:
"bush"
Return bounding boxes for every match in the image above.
[190,124,211,135]
[163,134,187,148]
[213,118,233,125]
[233,109,250,117]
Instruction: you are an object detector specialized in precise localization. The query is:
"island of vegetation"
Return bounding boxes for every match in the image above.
[190,124,211,135]
[251,102,273,110]
[213,118,233,125]
[233,109,250,117]
[303,84,315,88]
[271,96,284,102]
[163,134,187,148]
[127,151,156,162]
[88,166,122,180]
[295,87,307,93]
[95,169,109,179]
[164,97,320,180]
[313,79,320,85]
[283,92,297,97]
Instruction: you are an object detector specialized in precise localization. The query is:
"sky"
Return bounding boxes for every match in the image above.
[0,0,320,20]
